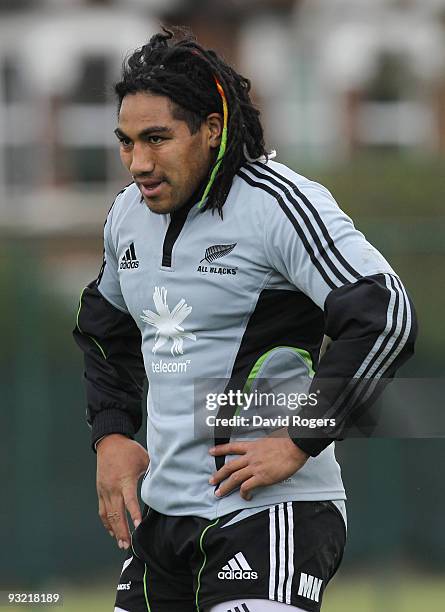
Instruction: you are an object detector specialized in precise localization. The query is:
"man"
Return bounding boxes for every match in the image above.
[73,28,417,612]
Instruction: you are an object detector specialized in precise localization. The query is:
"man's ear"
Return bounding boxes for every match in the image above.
[205,113,223,149]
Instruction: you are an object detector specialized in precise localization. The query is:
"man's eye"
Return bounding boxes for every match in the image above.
[148,136,164,144]
[120,138,133,148]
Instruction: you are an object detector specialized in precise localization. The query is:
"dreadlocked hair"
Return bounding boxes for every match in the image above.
[115,26,267,215]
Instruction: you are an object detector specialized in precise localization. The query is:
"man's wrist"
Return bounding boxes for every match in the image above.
[91,408,135,452]
[285,435,309,461]
[289,435,333,458]
[94,435,107,451]
[95,433,131,452]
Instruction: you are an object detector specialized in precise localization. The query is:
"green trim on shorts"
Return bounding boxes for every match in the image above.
[143,564,151,612]
[195,519,220,611]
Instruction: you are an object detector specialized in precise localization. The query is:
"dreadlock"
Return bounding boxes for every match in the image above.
[114,27,267,215]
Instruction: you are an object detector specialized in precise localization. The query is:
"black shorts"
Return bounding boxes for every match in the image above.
[114,501,346,612]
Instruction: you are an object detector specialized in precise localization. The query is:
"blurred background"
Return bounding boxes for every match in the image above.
[0,0,444,610]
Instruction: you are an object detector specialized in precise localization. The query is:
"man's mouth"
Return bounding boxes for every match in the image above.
[136,179,166,198]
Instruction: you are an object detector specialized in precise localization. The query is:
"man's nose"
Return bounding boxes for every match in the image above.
[130,143,155,176]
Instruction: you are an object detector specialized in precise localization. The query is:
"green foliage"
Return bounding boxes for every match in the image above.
[298,153,445,219]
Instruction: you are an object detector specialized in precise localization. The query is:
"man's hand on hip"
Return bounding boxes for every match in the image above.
[96,434,149,550]
[208,430,309,501]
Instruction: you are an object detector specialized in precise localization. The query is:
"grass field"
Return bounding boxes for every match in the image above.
[2,575,444,612]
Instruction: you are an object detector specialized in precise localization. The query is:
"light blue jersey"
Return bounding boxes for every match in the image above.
[85,159,406,519]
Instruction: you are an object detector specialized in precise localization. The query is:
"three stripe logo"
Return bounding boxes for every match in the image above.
[225,604,251,612]
[238,163,413,434]
[120,242,139,270]
[218,552,258,580]
[269,502,294,604]
[239,161,363,290]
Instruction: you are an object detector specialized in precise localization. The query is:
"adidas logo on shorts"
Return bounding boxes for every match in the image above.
[120,243,139,270]
[218,552,258,580]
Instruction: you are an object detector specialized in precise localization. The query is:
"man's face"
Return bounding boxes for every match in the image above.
[115,92,221,214]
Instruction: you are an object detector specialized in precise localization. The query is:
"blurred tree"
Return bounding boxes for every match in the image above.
[367,52,417,102]
[0,0,35,11]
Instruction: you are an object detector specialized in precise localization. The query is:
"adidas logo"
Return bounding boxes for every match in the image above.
[218,552,258,580]
[120,243,139,270]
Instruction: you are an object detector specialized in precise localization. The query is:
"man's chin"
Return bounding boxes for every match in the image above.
[143,196,186,215]
[143,196,173,215]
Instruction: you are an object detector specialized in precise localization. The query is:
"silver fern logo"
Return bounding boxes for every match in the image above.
[140,287,197,356]
[200,243,237,263]
[197,243,238,276]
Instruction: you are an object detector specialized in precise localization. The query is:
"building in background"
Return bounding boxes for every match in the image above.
[240,0,445,160]
[0,0,444,231]
[0,0,158,230]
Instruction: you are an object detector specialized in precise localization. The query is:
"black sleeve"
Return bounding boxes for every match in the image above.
[73,280,146,450]
[289,273,418,456]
